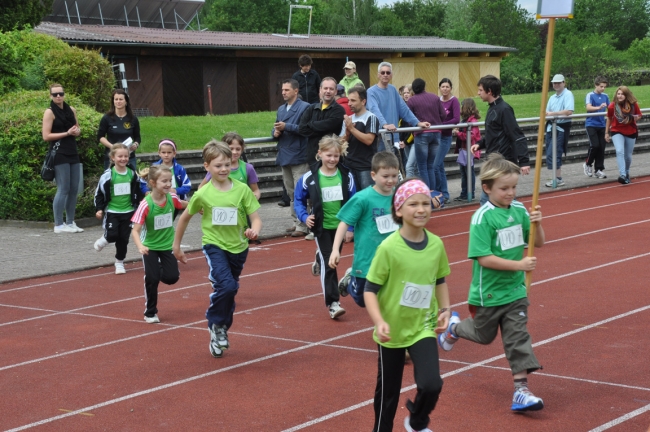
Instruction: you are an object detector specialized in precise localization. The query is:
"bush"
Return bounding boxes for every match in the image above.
[0,90,104,221]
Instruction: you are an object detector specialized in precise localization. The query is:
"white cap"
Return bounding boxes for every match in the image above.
[551,74,565,83]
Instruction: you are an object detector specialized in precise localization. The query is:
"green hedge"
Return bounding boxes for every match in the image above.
[0,90,104,221]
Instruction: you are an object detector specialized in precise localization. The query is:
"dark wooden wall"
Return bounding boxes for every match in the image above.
[204,61,237,115]
[122,57,164,116]
[162,60,203,116]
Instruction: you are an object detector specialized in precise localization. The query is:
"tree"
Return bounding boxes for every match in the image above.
[389,0,447,37]
[0,0,53,32]
[628,38,650,67]
[200,0,291,33]
[319,0,381,36]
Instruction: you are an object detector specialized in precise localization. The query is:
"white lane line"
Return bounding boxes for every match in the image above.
[4,328,372,432]
[588,402,650,431]
[281,304,650,431]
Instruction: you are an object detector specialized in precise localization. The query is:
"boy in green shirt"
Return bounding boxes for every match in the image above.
[439,153,546,412]
[329,151,400,307]
[173,140,262,358]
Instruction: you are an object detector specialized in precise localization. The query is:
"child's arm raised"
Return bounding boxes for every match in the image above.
[131,223,149,255]
[245,211,262,240]
[173,209,193,264]
[434,282,451,334]
[329,221,350,269]
[529,205,545,248]
[364,291,390,342]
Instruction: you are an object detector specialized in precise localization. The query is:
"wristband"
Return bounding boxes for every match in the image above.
[438,308,449,314]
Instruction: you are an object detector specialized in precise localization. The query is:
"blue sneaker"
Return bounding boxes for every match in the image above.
[437,311,460,351]
[511,388,544,412]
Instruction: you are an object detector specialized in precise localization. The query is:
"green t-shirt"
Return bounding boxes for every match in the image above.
[318,169,343,230]
[229,159,248,184]
[187,179,260,254]
[467,200,531,307]
[366,230,451,348]
[336,186,396,278]
[142,194,175,251]
[107,167,134,213]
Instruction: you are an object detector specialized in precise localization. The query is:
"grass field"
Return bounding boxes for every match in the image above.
[138,84,650,153]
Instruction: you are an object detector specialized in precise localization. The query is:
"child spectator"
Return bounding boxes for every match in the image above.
[294,135,356,319]
[131,166,187,323]
[584,76,610,179]
[292,54,322,104]
[93,143,144,274]
[439,153,546,412]
[453,98,482,201]
[328,151,401,307]
[173,140,262,358]
[364,178,451,432]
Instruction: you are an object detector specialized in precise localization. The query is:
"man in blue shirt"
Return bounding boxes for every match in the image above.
[545,74,574,187]
[584,76,610,179]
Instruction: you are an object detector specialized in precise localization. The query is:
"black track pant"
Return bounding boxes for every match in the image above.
[372,337,443,432]
[104,211,134,261]
[141,250,180,317]
[314,228,342,306]
[585,127,607,172]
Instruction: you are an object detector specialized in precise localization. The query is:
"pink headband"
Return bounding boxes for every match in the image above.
[159,140,176,151]
[393,179,432,211]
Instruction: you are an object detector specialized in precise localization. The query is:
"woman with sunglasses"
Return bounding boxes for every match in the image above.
[41,83,83,233]
[97,89,141,172]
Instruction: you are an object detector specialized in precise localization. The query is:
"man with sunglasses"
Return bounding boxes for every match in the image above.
[367,62,429,151]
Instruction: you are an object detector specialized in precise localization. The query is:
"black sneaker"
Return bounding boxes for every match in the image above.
[618,175,627,185]
[311,250,321,276]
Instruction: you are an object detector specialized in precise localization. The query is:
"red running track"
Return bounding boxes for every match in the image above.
[1,179,650,431]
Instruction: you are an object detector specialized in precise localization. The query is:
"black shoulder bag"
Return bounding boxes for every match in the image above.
[41,141,60,181]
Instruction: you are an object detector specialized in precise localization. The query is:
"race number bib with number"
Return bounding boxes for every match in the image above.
[375,214,399,234]
[212,207,238,225]
[154,213,173,230]
[399,282,433,309]
[114,183,131,196]
[322,185,343,202]
[497,224,524,251]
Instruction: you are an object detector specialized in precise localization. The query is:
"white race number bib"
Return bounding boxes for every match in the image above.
[375,214,399,234]
[497,224,524,251]
[211,207,238,226]
[114,183,131,196]
[399,282,433,309]
[322,185,343,202]
[154,213,173,230]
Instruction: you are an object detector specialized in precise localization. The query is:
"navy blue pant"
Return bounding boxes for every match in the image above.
[203,244,249,329]
[348,276,367,308]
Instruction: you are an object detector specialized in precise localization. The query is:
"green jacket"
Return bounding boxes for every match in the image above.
[339,74,365,94]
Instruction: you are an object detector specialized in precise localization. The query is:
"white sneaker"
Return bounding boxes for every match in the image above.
[583,163,593,177]
[328,301,346,319]
[403,416,432,432]
[511,388,544,412]
[305,232,315,241]
[54,224,76,233]
[144,315,160,324]
[595,170,607,179]
[115,261,126,274]
[94,236,109,252]
[544,178,565,187]
[67,222,84,232]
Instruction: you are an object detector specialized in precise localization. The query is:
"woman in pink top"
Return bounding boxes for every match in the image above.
[437,78,460,203]
[605,86,642,184]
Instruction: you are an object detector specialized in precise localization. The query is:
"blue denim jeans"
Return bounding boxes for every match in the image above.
[405,144,419,178]
[435,135,452,200]
[545,130,564,170]
[352,170,374,191]
[203,244,249,329]
[458,164,476,199]
[53,163,80,226]
[611,134,635,177]
[348,276,367,308]
[414,132,440,191]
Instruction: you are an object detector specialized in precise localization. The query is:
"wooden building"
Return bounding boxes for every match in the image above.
[36,22,515,116]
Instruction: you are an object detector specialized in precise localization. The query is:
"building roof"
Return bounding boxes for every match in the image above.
[35,22,516,53]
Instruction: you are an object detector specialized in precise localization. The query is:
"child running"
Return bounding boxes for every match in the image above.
[199,132,261,200]
[364,178,451,432]
[173,140,261,358]
[131,166,188,324]
[141,139,191,218]
[94,143,144,274]
[295,134,356,319]
[453,98,482,202]
[438,152,546,412]
[328,151,401,308]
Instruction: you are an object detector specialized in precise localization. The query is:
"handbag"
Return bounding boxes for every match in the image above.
[41,141,60,181]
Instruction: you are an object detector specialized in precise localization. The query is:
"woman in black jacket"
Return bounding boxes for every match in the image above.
[97,89,141,172]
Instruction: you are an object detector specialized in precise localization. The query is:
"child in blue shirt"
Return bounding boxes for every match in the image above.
[584,76,610,179]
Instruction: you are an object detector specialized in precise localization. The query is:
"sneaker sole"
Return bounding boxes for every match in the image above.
[209,343,223,358]
[512,400,544,412]
[338,277,350,297]
[330,308,346,319]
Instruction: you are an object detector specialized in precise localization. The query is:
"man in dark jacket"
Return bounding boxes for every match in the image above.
[292,54,321,104]
[299,77,346,165]
[471,75,530,205]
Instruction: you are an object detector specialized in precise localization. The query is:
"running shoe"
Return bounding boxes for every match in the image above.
[594,170,607,179]
[583,163,593,177]
[403,416,432,432]
[328,301,346,319]
[144,315,160,324]
[94,236,109,252]
[54,224,76,234]
[311,250,321,276]
[114,261,126,274]
[338,267,351,297]
[67,222,84,232]
[511,388,544,412]
[209,324,229,357]
[618,175,627,185]
[437,311,460,351]
[544,178,565,187]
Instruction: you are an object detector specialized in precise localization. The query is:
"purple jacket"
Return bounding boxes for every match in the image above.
[407,92,446,135]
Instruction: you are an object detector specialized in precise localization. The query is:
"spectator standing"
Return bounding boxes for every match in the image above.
[399,85,417,177]
[406,78,446,193]
[606,86,642,184]
[292,54,321,104]
[471,75,530,205]
[544,74,574,187]
[339,61,364,94]
[367,62,428,151]
[273,79,311,237]
[98,89,141,172]
[335,84,353,116]
[437,78,461,203]
[584,76,610,179]
[340,86,380,191]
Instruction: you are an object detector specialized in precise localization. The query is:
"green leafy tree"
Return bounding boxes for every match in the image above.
[389,0,447,37]
[0,33,21,94]
[319,0,381,36]
[0,0,53,32]
[628,38,650,67]
[200,0,292,33]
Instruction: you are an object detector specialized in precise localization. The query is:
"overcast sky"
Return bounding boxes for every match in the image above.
[376,0,538,15]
